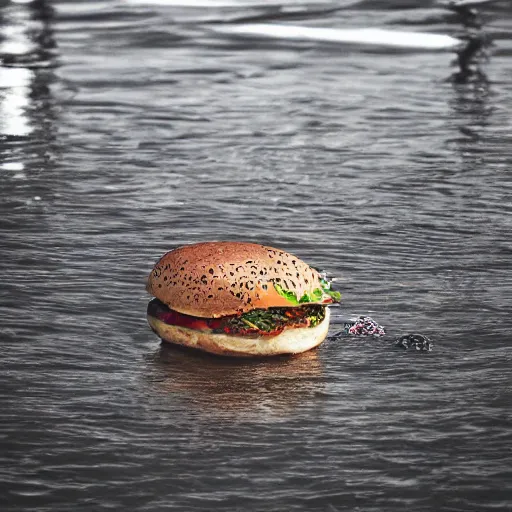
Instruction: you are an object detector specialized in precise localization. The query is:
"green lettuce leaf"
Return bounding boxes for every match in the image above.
[274,281,340,304]
[274,283,299,305]
[320,277,341,302]
[324,289,341,301]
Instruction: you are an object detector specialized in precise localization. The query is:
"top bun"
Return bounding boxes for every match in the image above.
[146,241,332,318]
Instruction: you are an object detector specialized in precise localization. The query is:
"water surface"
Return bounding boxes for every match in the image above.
[1,0,511,510]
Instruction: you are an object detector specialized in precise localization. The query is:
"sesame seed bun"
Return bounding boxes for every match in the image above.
[147,307,330,357]
[146,241,330,318]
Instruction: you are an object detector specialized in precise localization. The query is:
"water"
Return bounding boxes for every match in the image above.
[1,0,511,510]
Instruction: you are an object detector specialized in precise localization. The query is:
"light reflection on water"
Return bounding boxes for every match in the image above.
[0,1,34,138]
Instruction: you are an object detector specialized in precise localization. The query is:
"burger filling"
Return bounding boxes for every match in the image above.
[147,298,326,337]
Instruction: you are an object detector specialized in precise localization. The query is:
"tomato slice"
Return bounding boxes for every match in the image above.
[157,308,211,331]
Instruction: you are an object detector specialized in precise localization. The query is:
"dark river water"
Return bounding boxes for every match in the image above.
[1,0,511,510]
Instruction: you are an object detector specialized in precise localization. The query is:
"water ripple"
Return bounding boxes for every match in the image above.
[1,0,511,511]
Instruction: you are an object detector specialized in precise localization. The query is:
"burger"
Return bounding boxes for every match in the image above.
[146,241,340,357]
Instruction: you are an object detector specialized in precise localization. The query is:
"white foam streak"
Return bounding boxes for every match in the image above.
[213,24,462,50]
[124,0,332,6]
[124,0,266,6]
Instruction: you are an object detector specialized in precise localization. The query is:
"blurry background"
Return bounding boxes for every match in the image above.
[1,1,511,511]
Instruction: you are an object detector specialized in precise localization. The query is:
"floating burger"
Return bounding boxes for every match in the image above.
[146,241,341,357]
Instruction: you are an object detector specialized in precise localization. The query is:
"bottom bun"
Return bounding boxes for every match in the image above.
[147,307,330,357]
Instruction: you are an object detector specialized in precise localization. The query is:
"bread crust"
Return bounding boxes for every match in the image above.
[147,241,329,318]
[147,307,330,357]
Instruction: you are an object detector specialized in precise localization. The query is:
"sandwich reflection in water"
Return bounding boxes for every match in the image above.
[143,343,325,422]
